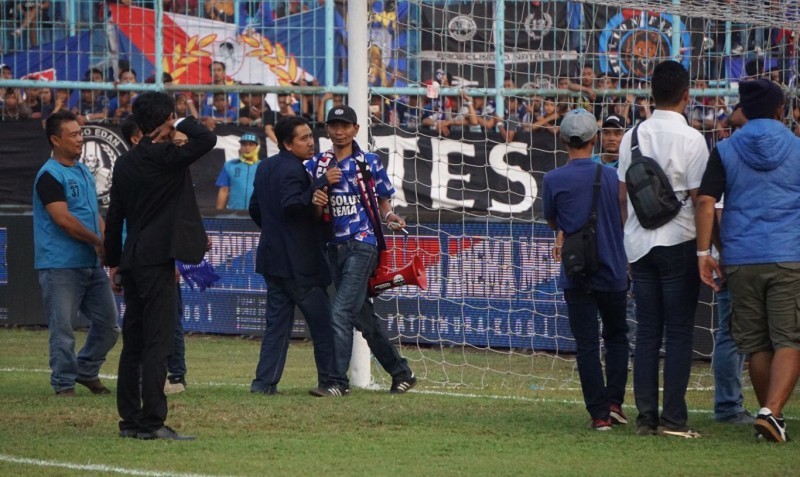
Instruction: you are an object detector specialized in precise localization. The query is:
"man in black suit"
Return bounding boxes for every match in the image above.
[104,92,216,440]
[249,116,345,394]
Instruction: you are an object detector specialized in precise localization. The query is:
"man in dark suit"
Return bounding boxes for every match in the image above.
[249,116,345,395]
[104,92,216,440]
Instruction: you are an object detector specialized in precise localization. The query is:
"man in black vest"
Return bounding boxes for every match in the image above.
[105,92,216,440]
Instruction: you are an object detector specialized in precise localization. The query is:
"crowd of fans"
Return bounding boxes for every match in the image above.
[2,56,798,155]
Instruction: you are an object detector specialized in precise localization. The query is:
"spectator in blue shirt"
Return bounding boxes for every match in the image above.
[215,132,261,209]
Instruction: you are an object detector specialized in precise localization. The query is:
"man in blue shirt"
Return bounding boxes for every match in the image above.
[305,106,416,396]
[591,115,626,168]
[33,110,119,397]
[215,132,261,210]
[542,108,629,431]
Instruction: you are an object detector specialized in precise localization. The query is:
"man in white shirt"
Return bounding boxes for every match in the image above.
[617,61,709,438]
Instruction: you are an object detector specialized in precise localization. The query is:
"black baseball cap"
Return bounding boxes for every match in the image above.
[326,105,358,125]
[602,115,626,129]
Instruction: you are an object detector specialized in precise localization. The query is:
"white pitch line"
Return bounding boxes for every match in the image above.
[0,454,234,477]
[3,367,792,419]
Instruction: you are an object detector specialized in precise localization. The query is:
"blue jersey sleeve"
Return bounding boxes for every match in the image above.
[541,175,555,222]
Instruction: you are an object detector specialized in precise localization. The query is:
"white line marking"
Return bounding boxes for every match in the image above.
[0,454,234,477]
[3,367,793,420]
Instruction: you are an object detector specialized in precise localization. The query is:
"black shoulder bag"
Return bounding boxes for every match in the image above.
[561,164,602,280]
[625,124,684,229]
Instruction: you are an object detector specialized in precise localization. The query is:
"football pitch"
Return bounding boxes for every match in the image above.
[0,328,796,477]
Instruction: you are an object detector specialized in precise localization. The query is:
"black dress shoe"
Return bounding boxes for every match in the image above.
[137,425,195,441]
[118,429,139,438]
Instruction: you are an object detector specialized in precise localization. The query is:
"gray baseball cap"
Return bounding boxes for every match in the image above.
[559,108,598,145]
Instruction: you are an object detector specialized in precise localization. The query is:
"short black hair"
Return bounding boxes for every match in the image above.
[651,61,689,107]
[45,110,78,147]
[86,67,103,81]
[132,91,175,135]
[120,116,141,147]
[562,137,592,150]
[118,68,137,80]
[211,61,226,72]
[275,116,309,151]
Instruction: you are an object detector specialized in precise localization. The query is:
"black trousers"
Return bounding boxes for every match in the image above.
[117,263,177,433]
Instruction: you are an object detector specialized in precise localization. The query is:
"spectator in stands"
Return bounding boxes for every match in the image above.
[392,94,421,130]
[201,91,237,124]
[1,87,31,120]
[0,63,13,79]
[33,110,119,397]
[315,92,344,126]
[238,90,266,127]
[215,132,261,210]
[109,90,133,123]
[72,86,108,125]
[41,88,69,121]
[618,60,708,438]
[248,115,340,396]
[543,108,629,432]
[570,65,598,115]
[470,96,496,133]
[528,96,560,136]
[24,86,41,119]
[292,77,318,125]
[203,61,239,117]
[696,79,800,443]
[443,89,478,136]
[174,93,192,119]
[421,94,451,136]
[305,105,417,396]
[264,93,295,146]
[688,77,726,148]
[496,95,524,143]
[204,0,234,22]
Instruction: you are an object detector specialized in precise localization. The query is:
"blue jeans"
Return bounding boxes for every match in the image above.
[251,276,338,392]
[167,283,186,378]
[564,288,629,419]
[39,267,120,392]
[630,240,700,429]
[712,286,747,420]
[328,240,411,386]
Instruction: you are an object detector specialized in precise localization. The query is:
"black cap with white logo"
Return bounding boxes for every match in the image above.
[326,105,358,125]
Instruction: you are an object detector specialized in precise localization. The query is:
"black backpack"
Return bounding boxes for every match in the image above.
[625,124,684,229]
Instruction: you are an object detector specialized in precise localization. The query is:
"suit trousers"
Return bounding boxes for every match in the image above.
[117,263,177,433]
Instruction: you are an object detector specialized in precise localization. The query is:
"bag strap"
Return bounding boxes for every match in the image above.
[630,123,642,160]
[589,164,602,226]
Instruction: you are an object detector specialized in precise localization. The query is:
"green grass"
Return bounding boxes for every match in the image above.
[0,328,797,477]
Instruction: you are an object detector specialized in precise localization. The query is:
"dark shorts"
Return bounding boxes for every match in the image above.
[725,262,800,353]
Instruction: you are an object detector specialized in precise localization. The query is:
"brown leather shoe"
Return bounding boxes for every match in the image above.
[55,388,76,397]
[75,378,111,394]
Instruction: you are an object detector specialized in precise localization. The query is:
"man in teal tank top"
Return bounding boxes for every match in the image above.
[33,110,119,397]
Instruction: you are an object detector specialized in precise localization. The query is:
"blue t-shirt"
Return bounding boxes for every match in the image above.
[215,159,259,210]
[591,153,618,168]
[542,158,627,292]
[305,146,394,246]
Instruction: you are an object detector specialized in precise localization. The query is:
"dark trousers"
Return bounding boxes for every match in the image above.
[630,240,699,429]
[117,264,177,433]
[564,288,629,420]
[167,283,186,378]
[251,276,338,392]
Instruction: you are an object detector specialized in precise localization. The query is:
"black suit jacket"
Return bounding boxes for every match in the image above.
[104,117,217,271]
[249,150,330,287]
